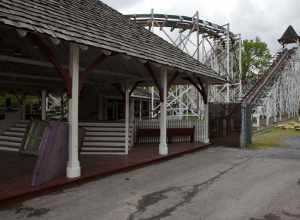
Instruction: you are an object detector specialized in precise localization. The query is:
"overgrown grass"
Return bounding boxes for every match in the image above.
[248,127,300,149]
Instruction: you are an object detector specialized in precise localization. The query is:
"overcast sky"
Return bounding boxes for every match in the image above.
[103,0,300,53]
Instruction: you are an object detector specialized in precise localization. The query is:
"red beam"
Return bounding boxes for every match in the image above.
[196,77,208,104]
[144,62,162,101]
[183,76,207,104]
[79,53,110,92]
[29,34,72,96]
[167,71,179,91]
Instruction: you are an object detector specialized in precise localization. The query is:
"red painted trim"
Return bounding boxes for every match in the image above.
[29,34,72,96]
[79,53,108,92]
[167,71,179,91]
[144,62,162,101]
[196,77,208,104]
[183,76,207,104]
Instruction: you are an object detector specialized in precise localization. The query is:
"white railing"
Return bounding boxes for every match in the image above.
[134,118,207,144]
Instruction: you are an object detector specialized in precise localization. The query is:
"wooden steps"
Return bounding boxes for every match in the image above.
[79,122,133,155]
[0,121,30,152]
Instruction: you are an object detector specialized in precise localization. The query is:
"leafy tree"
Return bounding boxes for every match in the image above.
[242,37,272,82]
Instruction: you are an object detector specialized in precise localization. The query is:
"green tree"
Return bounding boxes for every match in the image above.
[242,38,272,82]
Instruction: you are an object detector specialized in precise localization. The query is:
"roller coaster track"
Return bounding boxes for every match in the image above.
[243,48,295,106]
[127,13,236,40]
[128,11,242,107]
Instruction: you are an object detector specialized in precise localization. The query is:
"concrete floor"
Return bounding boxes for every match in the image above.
[1,138,300,220]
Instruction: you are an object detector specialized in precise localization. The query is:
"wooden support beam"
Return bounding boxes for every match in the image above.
[29,34,72,96]
[183,76,208,104]
[112,83,125,97]
[129,81,143,96]
[0,72,63,82]
[17,29,28,38]
[79,52,112,92]
[50,38,61,45]
[0,55,141,80]
[196,77,208,104]
[167,71,179,91]
[144,62,162,100]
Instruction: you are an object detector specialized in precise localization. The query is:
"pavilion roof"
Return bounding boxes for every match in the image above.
[278,25,300,45]
[0,0,225,82]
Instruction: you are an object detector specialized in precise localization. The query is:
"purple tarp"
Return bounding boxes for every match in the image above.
[32,121,68,187]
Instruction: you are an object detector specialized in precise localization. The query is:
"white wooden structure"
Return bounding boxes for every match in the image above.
[0,0,225,179]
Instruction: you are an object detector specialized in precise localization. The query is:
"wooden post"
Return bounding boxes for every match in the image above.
[98,95,104,121]
[130,98,135,123]
[60,93,64,120]
[41,90,47,121]
[67,44,81,178]
[240,103,252,148]
[204,102,210,143]
[159,68,168,155]
[139,99,142,120]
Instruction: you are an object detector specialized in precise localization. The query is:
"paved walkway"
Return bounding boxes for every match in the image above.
[1,138,300,220]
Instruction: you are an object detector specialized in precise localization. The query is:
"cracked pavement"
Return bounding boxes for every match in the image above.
[1,137,300,220]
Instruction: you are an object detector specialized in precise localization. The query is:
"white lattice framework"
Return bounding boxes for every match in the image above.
[252,45,300,127]
[128,10,242,119]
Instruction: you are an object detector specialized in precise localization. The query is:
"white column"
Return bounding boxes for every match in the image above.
[41,90,47,121]
[67,44,81,178]
[226,23,230,103]
[239,34,243,99]
[204,103,210,143]
[151,87,155,118]
[256,115,261,128]
[98,95,104,121]
[130,98,135,123]
[139,99,142,120]
[266,116,270,127]
[125,86,130,154]
[159,68,168,155]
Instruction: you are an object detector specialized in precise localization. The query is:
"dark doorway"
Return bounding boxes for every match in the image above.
[209,103,241,147]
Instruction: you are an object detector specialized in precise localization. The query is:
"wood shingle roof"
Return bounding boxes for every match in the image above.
[0,0,225,82]
[278,25,300,45]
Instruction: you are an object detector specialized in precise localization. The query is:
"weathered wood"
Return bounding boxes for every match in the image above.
[29,34,72,96]
[136,127,195,144]
[144,62,162,100]
[0,0,224,83]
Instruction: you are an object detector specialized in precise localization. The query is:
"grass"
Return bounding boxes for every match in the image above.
[248,127,300,150]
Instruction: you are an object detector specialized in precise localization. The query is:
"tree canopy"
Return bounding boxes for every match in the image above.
[242,38,272,82]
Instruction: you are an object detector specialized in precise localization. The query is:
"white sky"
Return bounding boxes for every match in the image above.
[103,0,300,53]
